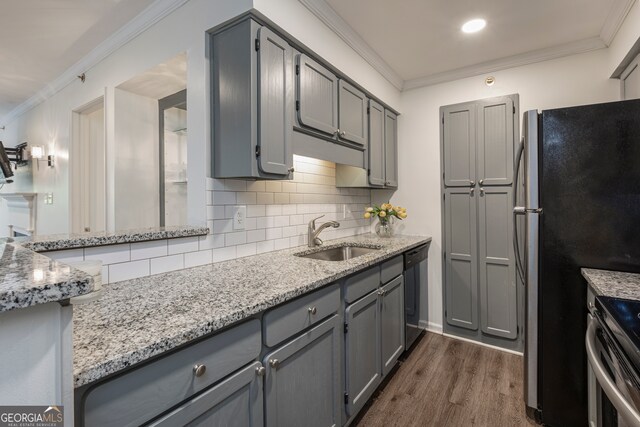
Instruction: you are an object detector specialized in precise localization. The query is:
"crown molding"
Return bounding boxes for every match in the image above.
[600,0,636,46]
[403,36,607,91]
[0,0,190,126]
[298,0,403,90]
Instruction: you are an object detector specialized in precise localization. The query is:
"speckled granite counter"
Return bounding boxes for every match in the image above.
[73,234,431,388]
[582,268,640,300]
[0,239,94,313]
[16,225,209,252]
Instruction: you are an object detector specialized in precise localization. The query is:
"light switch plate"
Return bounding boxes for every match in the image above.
[233,206,246,230]
[44,193,53,205]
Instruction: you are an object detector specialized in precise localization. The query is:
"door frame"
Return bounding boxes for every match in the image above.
[439,93,522,352]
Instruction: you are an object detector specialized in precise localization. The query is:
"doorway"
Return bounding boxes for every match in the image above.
[71,97,106,234]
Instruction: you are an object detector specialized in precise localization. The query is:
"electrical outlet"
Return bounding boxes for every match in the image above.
[233,206,246,230]
[342,204,352,219]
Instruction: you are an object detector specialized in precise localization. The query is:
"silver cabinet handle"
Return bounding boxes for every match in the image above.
[269,359,280,369]
[480,188,485,196]
[470,188,474,196]
[470,180,476,187]
[255,365,266,377]
[586,317,640,426]
[377,289,386,296]
[308,306,317,315]
[340,131,346,137]
[334,129,340,136]
[479,179,484,185]
[193,364,206,377]
[288,167,295,173]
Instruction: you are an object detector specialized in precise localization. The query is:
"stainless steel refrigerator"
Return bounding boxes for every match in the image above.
[515,100,640,427]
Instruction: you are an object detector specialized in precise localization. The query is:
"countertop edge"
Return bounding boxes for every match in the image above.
[581,267,640,300]
[73,235,431,388]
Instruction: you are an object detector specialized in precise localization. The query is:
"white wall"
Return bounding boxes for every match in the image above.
[114,88,160,230]
[394,48,620,331]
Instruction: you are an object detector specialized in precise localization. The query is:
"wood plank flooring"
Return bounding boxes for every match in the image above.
[355,332,538,427]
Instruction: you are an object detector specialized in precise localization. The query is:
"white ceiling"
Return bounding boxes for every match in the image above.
[323,0,630,87]
[117,52,187,100]
[0,0,155,119]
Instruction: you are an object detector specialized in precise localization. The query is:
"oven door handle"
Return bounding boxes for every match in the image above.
[586,317,640,427]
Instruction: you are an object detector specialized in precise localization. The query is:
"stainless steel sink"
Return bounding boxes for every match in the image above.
[296,245,380,261]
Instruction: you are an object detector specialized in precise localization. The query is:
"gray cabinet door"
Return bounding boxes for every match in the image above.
[478,186,517,339]
[296,54,338,136]
[345,290,381,417]
[338,80,367,145]
[263,315,340,427]
[477,97,514,186]
[444,187,478,331]
[149,362,263,427]
[368,100,385,186]
[380,275,404,376]
[442,103,476,187]
[384,109,398,187]
[257,27,293,176]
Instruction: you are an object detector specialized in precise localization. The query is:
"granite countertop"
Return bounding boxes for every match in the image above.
[582,268,640,300]
[16,225,209,252]
[0,239,94,313]
[73,233,431,388]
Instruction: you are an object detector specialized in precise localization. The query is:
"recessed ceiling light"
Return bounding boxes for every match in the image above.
[462,18,486,34]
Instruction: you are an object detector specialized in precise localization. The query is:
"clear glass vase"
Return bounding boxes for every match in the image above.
[375,217,394,238]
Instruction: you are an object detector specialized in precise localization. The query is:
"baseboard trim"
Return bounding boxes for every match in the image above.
[419,320,443,334]
[442,333,524,356]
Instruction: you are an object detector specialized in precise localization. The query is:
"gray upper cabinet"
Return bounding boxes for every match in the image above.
[345,290,381,417]
[478,187,517,339]
[477,97,514,186]
[444,187,478,331]
[380,275,404,376]
[263,315,341,427]
[148,362,264,427]
[212,19,293,179]
[296,54,339,136]
[338,80,367,145]
[384,109,398,188]
[257,27,293,176]
[442,103,476,187]
[368,100,385,187]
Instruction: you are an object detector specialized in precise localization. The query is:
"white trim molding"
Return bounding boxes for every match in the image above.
[600,0,637,46]
[298,0,404,90]
[0,0,190,126]
[442,333,524,356]
[403,37,607,90]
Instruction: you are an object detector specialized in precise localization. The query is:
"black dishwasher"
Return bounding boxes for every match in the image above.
[404,243,429,350]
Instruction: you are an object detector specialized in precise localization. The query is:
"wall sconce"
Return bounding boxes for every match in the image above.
[30,146,54,169]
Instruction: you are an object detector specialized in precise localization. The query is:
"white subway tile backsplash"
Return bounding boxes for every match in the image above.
[265,228,283,240]
[281,182,297,193]
[237,243,257,258]
[256,192,274,205]
[199,234,225,250]
[44,248,84,263]
[247,181,265,192]
[274,215,289,227]
[247,229,266,243]
[131,240,168,260]
[237,192,257,205]
[212,246,236,262]
[274,193,290,204]
[213,191,236,205]
[274,238,290,250]
[282,204,297,215]
[185,250,213,268]
[225,231,247,246]
[247,205,266,217]
[265,205,282,216]
[213,219,233,234]
[168,236,199,255]
[256,240,275,254]
[109,260,150,283]
[85,244,130,265]
[282,225,298,238]
[150,254,184,275]
[257,216,274,229]
[265,181,282,193]
[244,217,257,230]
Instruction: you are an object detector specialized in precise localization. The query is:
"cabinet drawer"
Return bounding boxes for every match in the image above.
[82,319,261,427]
[263,284,339,347]
[344,266,380,304]
[381,255,403,284]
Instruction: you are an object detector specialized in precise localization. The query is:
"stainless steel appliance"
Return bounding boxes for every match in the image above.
[515,100,640,426]
[404,243,429,350]
[587,297,640,427]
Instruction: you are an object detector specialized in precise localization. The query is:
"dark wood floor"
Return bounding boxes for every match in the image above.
[355,332,538,427]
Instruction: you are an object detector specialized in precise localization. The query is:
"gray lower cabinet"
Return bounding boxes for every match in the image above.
[444,187,478,331]
[148,362,264,426]
[380,275,405,376]
[212,18,293,179]
[478,186,517,339]
[344,290,381,417]
[296,53,339,136]
[263,315,341,427]
[338,80,367,146]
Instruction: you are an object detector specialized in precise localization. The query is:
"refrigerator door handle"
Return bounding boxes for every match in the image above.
[513,136,526,284]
